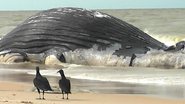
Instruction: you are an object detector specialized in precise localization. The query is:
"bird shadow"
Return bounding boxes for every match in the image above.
[45,98,89,102]
[35,98,45,100]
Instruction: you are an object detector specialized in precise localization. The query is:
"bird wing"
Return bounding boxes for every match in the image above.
[59,78,71,93]
[33,78,38,87]
[66,79,71,93]
[41,77,52,91]
[34,76,52,91]
[59,79,63,89]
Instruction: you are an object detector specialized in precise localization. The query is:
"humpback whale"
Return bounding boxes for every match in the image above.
[0,7,169,65]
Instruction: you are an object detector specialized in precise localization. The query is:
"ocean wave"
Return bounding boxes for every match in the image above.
[1,62,184,86]
[134,50,185,69]
[63,44,129,66]
[61,43,185,69]
[144,29,185,46]
[25,66,185,85]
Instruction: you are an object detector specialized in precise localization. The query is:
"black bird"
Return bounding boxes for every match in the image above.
[58,69,71,99]
[33,66,53,99]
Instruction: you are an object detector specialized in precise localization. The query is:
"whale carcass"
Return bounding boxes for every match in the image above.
[0,7,168,64]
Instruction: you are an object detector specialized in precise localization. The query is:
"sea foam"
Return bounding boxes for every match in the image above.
[61,43,185,69]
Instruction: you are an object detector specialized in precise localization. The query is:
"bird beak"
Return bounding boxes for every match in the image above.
[57,71,59,73]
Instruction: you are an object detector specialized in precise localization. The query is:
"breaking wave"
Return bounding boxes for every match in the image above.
[63,44,130,66]
[134,50,185,69]
[62,43,185,69]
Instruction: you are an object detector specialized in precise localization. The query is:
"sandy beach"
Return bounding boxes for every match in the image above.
[0,81,184,104]
[0,7,185,104]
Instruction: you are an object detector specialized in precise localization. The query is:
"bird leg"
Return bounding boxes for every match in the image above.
[42,91,45,100]
[67,93,69,100]
[37,88,41,99]
[62,91,64,99]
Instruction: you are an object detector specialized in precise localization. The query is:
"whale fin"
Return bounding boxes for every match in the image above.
[129,54,136,67]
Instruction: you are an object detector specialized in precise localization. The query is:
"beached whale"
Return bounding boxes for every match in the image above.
[0,7,168,65]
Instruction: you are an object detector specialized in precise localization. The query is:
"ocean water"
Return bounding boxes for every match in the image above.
[101,9,185,46]
[0,9,185,98]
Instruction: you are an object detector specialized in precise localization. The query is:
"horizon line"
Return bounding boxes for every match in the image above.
[0,7,184,11]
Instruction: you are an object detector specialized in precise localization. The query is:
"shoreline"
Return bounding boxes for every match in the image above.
[0,81,185,104]
[0,67,185,99]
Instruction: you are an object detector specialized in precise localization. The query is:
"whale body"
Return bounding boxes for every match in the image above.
[0,7,168,64]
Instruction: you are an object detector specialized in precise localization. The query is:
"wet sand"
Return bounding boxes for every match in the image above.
[0,64,185,99]
[0,69,185,98]
[0,64,185,104]
[0,81,185,104]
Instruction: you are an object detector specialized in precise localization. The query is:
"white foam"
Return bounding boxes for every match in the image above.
[134,49,185,69]
[25,66,185,86]
[94,11,110,18]
[63,44,126,66]
[60,43,185,69]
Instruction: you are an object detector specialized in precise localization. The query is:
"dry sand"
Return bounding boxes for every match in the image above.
[0,81,184,104]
